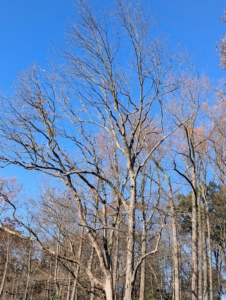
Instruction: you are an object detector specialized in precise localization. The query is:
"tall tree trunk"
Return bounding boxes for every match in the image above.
[23,243,32,300]
[161,168,180,300]
[124,208,135,300]
[215,247,221,300]
[124,176,136,300]
[206,212,213,300]
[167,182,180,300]
[198,201,203,300]
[54,229,61,298]
[203,214,208,300]
[113,230,119,300]
[88,247,95,300]
[139,220,146,300]
[67,275,71,300]
[202,191,213,300]
[191,190,198,300]
[70,228,84,300]
[70,276,77,300]
[171,212,180,300]
[105,275,113,300]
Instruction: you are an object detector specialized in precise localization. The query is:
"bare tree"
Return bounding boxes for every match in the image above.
[0,1,183,299]
[167,73,213,300]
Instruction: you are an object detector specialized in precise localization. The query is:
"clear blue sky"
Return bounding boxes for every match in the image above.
[0,0,225,190]
[0,0,225,91]
[151,0,225,80]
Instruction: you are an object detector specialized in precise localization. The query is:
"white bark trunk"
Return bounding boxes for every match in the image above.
[124,175,136,300]
[191,191,198,300]
[203,216,208,300]
[105,276,113,300]
[206,213,213,300]
[198,202,203,300]
[139,222,146,300]
[113,231,119,300]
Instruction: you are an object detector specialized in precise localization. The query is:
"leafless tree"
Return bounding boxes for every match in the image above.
[0,1,183,299]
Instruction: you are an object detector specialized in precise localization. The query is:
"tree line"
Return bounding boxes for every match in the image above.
[0,1,225,299]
